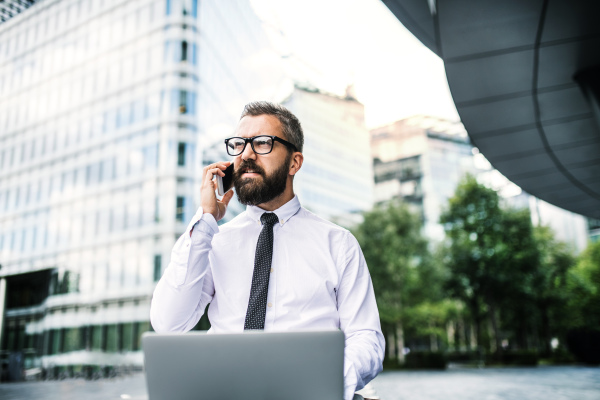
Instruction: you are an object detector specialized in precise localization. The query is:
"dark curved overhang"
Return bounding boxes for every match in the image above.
[383,0,600,219]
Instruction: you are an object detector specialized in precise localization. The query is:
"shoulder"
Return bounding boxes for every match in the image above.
[296,207,350,235]
[294,207,359,252]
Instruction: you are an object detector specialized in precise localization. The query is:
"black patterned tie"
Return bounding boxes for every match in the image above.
[244,212,279,330]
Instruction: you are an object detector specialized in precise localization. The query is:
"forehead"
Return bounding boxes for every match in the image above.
[235,114,283,138]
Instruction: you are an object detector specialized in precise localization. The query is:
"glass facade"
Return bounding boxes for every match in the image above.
[0,0,286,373]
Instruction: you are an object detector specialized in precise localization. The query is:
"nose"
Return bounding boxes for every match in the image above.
[240,139,257,161]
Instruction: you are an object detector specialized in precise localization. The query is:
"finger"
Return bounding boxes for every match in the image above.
[202,161,230,176]
[222,189,235,205]
[212,161,232,171]
[203,167,224,183]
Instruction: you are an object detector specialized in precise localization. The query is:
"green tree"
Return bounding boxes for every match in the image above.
[567,240,600,331]
[353,200,446,363]
[532,226,574,354]
[440,175,503,353]
[440,175,540,356]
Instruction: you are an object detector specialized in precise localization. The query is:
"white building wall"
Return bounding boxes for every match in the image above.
[284,87,373,221]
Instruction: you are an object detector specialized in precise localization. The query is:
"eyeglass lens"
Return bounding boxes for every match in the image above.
[227,136,274,156]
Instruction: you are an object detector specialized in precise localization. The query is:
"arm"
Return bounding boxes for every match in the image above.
[337,231,385,400]
[150,211,218,332]
[150,161,234,332]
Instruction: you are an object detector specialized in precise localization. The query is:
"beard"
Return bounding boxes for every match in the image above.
[233,154,291,206]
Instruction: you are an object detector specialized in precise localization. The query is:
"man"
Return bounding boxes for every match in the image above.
[151,101,384,400]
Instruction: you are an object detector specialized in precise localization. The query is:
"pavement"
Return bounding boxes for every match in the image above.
[0,365,598,400]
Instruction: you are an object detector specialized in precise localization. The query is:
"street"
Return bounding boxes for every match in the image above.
[0,366,598,400]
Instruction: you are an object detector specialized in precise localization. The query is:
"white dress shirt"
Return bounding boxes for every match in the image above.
[151,195,384,400]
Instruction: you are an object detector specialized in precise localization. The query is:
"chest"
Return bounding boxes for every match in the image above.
[209,229,341,304]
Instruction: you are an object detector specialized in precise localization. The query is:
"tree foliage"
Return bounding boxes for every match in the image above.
[353,174,598,364]
[566,240,600,330]
[353,200,452,360]
[353,200,429,324]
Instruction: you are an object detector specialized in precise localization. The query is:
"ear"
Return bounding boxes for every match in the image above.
[289,152,304,176]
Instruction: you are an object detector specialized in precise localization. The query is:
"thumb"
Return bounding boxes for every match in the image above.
[222,189,235,206]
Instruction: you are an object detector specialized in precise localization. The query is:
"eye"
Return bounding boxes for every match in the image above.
[254,137,272,147]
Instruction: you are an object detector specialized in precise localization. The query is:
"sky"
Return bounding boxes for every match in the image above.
[250,0,460,128]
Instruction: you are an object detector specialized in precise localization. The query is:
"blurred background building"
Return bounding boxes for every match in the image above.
[371,115,589,252]
[284,84,373,223]
[0,0,286,377]
[371,116,483,241]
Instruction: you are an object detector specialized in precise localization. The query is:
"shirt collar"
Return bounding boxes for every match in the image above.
[246,195,301,226]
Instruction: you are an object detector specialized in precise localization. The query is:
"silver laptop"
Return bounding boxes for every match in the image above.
[142,330,345,400]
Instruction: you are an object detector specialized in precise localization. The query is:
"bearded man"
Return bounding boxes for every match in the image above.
[150,101,384,400]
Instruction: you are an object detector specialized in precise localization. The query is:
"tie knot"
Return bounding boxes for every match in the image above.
[260,213,279,227]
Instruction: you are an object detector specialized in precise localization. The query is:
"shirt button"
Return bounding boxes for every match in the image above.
[270,268,274,273]
[267,302,273,308]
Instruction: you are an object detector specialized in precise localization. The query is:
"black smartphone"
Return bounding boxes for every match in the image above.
[216,163,235,196]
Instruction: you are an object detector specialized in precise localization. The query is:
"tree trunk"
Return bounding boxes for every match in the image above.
[430,322,438,351]
[396,321,405,364]
[540,304,551,357]
[470,298,482,358]
[447,321,456,351]
[457,318,466,351]
[488,299,502,360]
[387,327,397,361]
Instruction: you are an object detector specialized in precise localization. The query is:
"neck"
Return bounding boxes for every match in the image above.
[256,182,295,212]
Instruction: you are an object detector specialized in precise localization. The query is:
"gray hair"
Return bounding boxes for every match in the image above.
[240,101,304,153]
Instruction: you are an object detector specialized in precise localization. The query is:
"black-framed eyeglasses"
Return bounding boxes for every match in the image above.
[224,135,298,156]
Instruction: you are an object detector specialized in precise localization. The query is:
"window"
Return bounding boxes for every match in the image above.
[177,142,186,166]
[154,196,160,222]
[92,325,103,350]
[179,90,187,114]
[191,43,197,65]
[181,41,187,61]
[106,324,118,352]
[153,254,162,281]
[47,329,54,355]
[133,322,151,351]
[31,227,37,250]
[121,323,133,351]
[176,196,185,222]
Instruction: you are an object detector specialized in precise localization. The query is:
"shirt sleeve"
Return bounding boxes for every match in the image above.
[150,207,219,332]
[337,231,385,400]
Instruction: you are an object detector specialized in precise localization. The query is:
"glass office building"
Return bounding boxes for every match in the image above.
[284,85,373,223]
[0,0,285,377]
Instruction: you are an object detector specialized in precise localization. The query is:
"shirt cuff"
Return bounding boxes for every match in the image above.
[186,207,219,237]
[192,213,219,239]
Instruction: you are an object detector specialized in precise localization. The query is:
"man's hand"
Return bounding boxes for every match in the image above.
[201,161,235,221]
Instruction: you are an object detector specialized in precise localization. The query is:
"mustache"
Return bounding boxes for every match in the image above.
[233,160,266,180]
